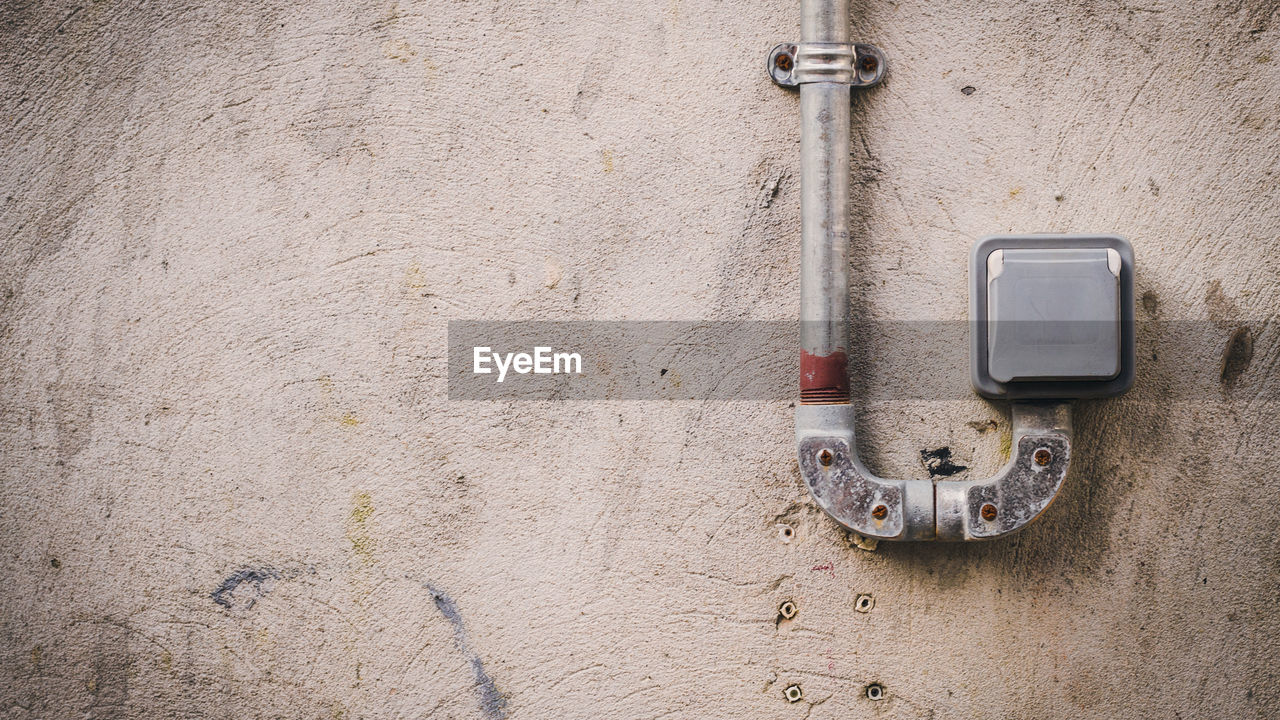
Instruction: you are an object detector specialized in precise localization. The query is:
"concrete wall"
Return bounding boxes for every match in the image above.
[2,0,1278,717]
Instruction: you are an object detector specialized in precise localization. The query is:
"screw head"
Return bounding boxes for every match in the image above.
[778,600,797,620]
[817,449,833,467]
[871,504,888,520]
[980,503,998,521]
[1034,448,1052,466]
[859,55,878,73]
[784,684,803,703]
[775,53,794,72]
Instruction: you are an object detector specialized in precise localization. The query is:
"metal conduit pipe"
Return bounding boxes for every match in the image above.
[797,0,852,405]
[771,0,1074,541]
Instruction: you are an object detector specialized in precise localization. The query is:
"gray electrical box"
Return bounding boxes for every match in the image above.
[970,234,1135,400]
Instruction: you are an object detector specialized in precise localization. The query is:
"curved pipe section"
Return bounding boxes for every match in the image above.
[796,403,1072,541]
[934,403,1072,541]
[796,405,934,540]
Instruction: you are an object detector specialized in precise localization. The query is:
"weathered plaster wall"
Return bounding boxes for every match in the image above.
[2,0,1278,718]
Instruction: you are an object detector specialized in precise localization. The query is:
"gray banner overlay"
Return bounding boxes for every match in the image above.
[447,321,1273,401]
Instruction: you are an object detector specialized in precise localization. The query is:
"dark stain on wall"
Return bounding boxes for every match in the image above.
[211,568,280,611]
[1140,290,1159,316]
[426,583,509,720]
[1220,326,1254,388]
[920,447,967,477]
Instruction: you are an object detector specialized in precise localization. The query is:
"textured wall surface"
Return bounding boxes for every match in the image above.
[2,0,1279,718]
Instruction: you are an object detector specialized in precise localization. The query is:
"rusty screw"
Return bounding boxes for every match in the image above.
[784,684,803,703]
[859,55,878,74]
[775,52,794,72]
[871,504,888,520]
[818,449,833,467]
[1034,448,1052,466]
[980,503,998,521]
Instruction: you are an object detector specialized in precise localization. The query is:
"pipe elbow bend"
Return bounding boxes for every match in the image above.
[797,403,1072,542]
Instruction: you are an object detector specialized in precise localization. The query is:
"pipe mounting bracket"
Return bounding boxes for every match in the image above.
[768,42,887,88]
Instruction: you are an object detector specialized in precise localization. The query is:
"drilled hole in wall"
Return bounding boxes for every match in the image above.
[777,524,795,543]
[784,684,803,703]
[778,600,797,620]
[854,594,874,613]
[866,683,885,701]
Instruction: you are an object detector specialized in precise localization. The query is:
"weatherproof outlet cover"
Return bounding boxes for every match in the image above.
[970,234,1135,400]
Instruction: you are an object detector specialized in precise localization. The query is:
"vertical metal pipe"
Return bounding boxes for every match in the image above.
[798,0,851,404]
[801,0,848,43]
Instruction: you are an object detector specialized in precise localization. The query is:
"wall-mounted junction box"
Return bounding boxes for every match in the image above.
[970,234,1135,400]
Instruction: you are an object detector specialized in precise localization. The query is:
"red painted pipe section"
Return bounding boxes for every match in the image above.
[800,349,849,404]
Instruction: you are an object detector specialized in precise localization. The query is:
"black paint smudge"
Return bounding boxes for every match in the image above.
[921,447,967,478]
[426,583,508,720]
[211,568,279,611]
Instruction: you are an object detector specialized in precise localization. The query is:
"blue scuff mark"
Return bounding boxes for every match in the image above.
[426,583,509,719]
